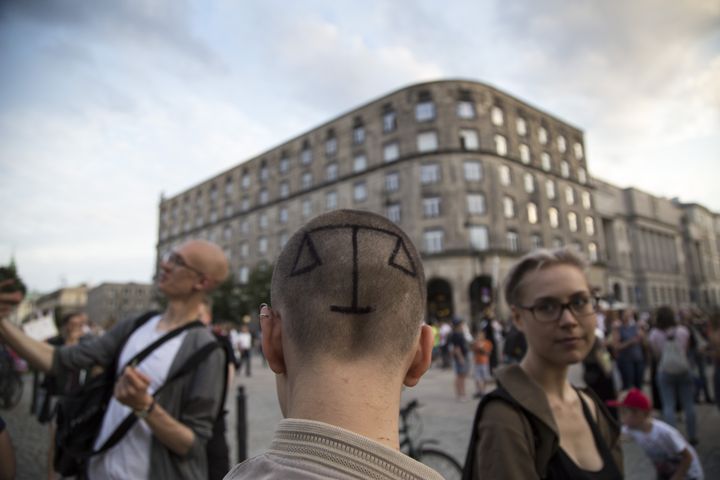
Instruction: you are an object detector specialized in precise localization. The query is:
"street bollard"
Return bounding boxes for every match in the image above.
[236,385,247,462]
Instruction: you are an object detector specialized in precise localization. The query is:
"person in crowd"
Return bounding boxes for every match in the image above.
[612,308,646,390]
[583,333,618,420]
[610,388,704,480]
[225,210,442,479]
[471,329,493,399]
[502,321,527,364]
[449,317,471,402]
[197,298,237,480]
[685,311,713,404]
[648,306,698,445]
[708,312,720,413]
[478,306,499,374]
[0,416,15,480]
[0,240,228,479]
[439,318,452,369]
[463,247,623,479]
[235,323,252,377]
[39,311,93,480]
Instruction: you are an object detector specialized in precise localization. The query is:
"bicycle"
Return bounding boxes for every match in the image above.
[399,399,463,480]
[0,344,23,409]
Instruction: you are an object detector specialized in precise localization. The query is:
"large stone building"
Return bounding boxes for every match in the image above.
[156,79,719,321]
[34,284,88,322]
[86,282,159,328]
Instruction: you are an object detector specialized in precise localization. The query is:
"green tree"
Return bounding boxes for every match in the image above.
[210,263,273,324]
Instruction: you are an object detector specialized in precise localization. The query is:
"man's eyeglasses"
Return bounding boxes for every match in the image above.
[161,251,205,277]
[515,295,598,323]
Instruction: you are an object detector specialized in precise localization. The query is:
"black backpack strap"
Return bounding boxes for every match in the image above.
[105,311,160,377]
[92,322,213,456]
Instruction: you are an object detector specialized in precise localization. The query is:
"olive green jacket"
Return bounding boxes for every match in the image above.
[465,364,622,479]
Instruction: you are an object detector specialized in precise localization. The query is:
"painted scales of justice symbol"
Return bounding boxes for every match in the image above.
[288,224,419,314]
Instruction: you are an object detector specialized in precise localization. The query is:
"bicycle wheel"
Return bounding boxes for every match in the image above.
[418,448,463,480]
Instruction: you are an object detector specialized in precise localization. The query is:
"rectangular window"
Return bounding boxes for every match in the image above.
[463,161,483,181]
[516,117,527,136]
[423,229,444,253]
[495,135,508,156]
[383,107,397,133]
[353,154,367,172]
[383,142,400,162]
[561,160,570,178]
[541,152,552,171]
[258,236,268,254]
[585,216,595,236]
[578,168,587,184]
[457,101,475,119]
[385,172,400,192]
[353,125,365,145]
[279,207,288,224]
[242,173,250,189]
[325,136,337,156]
[301,144,313,165]
[238,266,249,284]
[240,242,249,258]
[519,144,531,164]
[279,156,290,174]
[565,186,575,205]
[417,131,438,152]
[470,226,489,250]
[524,173,535,193]
[531,234,543,250]
[538,126,548,145]
[241,196,250,212]
[546,180,556,199]
[259,189,269,205]
[574,142,584,160]
[423,197,441,218]
[499,165,512,186]
[302,198,313,217]
[420,164,441,184]
[326,190,337,210]
[279,181,289,198]
[302,172,313,190]
[459,129,479,150]
[503,196,515,218]
[259,213,268,229]
[467,194,486,214]
[491,106,504,126]
[415,101,436,122]
[387,203,401,223]
[568,212,578,232]
[507,231,519,252]
[557,135,567,153]
[353,181,367,203]
[588,242,598,262]
[527,203,538,224]
[260,165,269,182]
[326,163,338,181]
[582,191,592,209]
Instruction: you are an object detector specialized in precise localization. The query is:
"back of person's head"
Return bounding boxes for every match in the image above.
[655,305,676,330]
[271,209,425,363]
[503,247,588,307]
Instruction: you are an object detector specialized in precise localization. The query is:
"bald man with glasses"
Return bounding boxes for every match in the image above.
[0,240,229,480]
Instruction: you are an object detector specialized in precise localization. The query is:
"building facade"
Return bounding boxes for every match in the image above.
[86,282,159,328]
[34,285,88,323]
[157,79,718,321]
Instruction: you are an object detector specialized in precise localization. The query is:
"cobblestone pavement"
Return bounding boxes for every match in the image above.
[4,358,718,479]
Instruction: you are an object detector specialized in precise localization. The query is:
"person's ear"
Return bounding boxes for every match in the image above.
[261,305,286,375]
[403,324,434,387]
[510,306,525,333]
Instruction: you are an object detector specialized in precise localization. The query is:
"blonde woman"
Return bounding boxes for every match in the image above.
[463,248,622,479]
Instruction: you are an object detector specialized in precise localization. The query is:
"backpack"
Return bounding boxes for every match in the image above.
[658,330,690,375]
[53,312,219,476]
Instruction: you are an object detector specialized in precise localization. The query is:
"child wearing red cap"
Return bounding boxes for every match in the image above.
[609,388,704,479]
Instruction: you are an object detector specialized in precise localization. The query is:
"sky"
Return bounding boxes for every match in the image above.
[1,0,719,293]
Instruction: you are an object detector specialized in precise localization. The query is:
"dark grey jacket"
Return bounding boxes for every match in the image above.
[52,315,225,480]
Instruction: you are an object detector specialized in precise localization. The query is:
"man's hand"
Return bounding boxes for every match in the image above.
[114,366,153,411]
[0,279,23,320]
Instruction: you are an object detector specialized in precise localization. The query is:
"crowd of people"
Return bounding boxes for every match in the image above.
[0,208,717,480]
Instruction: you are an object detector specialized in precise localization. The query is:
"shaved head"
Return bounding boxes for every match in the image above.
[181,239,229,290]
[271,210,426,362]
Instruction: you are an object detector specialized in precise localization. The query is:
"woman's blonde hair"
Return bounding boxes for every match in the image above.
[504,247,588,307]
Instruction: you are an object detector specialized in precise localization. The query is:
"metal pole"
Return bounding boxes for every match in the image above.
[236,385,247,463]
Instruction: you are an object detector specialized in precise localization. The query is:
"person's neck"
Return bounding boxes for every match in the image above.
[520,352,574,401]
[159,297,202,331]
[284,360,404,450]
